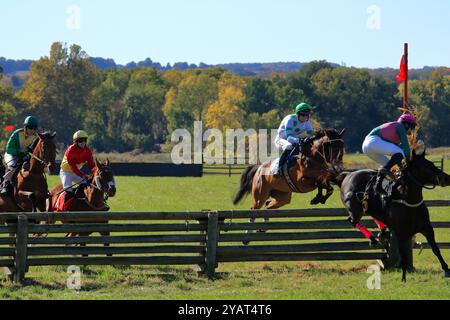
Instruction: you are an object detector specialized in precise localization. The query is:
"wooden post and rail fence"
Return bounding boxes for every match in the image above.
[0,200,449,284]
[202,158,445,176]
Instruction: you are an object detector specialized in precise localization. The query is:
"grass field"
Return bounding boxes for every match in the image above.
[0,158,449,300]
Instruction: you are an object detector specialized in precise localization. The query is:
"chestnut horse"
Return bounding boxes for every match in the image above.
[0,131,56,213]
[48,159,116,251]
[233,129,345,243]
[233,129,345,210]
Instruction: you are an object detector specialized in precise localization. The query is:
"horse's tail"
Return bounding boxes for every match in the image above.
[332,171,350,188]
[233,165,259,205]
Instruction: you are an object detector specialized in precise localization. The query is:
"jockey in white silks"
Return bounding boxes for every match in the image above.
[274,102,314,176]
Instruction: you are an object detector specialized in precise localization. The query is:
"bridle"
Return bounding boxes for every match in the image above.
[314,137,345,173]
[404,170,440,190]
[28,138,54,168]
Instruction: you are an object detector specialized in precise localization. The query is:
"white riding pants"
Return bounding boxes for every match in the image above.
[275,136,294,151]
[60,171,84,193]
[362,135,405,167]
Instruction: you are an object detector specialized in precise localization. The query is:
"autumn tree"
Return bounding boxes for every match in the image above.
[19,42,100,144]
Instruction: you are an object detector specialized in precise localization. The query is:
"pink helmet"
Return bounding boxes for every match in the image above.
[398,113,417,126]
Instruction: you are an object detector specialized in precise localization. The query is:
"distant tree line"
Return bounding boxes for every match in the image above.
[1,42,449,154]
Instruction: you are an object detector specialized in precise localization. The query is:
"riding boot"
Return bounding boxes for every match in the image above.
[0,167,18,196]
[275,148,291,176]
[374,167,389,194]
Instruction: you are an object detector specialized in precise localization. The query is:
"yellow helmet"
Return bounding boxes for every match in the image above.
[73,130,89,141]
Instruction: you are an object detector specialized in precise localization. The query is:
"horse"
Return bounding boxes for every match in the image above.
[233,129,345,243]
[16,131,57,212]
[48,159,116,253]
[336,141,450,282]
[0,132,56,214]
[233,128,345,209]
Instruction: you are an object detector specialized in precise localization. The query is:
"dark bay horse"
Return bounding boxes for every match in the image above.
[233,129,346,210]
[0,132,56,213]
[49,159,116,243]
[337,143,450,282]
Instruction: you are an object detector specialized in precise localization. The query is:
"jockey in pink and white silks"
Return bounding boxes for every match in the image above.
[274,102,314,176]
[362,113,417,193]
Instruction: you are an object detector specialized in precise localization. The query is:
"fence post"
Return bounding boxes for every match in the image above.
[14,215,28,284]
[205,211,219,279]
[441,157,444,172]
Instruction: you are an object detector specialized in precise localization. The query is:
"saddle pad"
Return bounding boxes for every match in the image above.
[53,192,74,212]
[269,158,280,175]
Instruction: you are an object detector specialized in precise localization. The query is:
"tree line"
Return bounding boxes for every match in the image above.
[0,42,449,154]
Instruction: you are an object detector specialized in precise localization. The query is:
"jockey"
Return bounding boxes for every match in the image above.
[0,116,39,196]
[362,113,417,193]
[60,130,96,209]
[274,102,314,176]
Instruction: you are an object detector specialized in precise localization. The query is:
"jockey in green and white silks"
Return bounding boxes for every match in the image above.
[0,116,39,196]
[274,102,314,176]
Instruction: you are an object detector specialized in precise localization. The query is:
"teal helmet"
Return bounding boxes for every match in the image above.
[295,102,312,114]
[24,116,39,129]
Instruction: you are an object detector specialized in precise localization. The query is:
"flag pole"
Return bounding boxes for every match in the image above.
[403,43,408,113]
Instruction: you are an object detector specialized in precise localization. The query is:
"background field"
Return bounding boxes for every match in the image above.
[0,156,449,300]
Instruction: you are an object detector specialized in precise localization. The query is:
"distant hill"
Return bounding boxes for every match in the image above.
[1,56,448,89]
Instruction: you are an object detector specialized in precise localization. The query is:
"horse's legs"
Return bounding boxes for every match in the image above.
[345,199,377,245]
[243,186,270,245]
[319,183,334,204]
[310,182,323,205]
[421,226,450,277]
[265,191,292,210]
[398,236,412,282]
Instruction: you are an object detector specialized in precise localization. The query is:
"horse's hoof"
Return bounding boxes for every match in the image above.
[319,198,327,204]
[445,270,450,278]
[310,198,320,205]
[242,240,250,246]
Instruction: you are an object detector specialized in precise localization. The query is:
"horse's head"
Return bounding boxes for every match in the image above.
[406,140,448,188]
[310,128,346,173]
[93,158,116,197]
[35,131,57,172]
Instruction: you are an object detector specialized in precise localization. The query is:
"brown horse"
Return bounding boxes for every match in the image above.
[49,159,116,241]
[16,132,57,212]
[233,129,345,210]
[233,129,345,243]
[0,132,56,213]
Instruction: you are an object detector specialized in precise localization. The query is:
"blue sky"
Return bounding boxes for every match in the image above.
[1,0,449,68]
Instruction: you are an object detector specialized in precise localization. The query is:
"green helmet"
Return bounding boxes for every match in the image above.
[73,130,89,141]
[295,102,312,114]
[24,116,39,128]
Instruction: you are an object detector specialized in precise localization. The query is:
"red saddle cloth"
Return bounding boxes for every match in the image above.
[53,192,74,212]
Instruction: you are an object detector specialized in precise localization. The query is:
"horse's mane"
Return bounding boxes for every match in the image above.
[312,128,342,141]
[30,131,55,151]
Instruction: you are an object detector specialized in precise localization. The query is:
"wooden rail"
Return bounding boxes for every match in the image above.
[0,200,448,284]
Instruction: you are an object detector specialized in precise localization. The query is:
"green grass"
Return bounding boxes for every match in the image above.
[0,158,449,300]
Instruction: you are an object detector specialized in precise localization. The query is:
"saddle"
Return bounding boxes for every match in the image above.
[359,172,400,215]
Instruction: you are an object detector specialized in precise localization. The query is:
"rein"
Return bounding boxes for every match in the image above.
[312,138,344,173]
[405,171,438,190]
